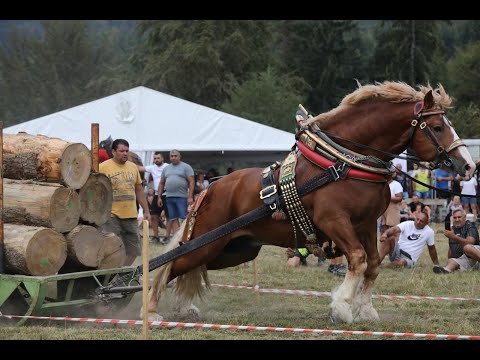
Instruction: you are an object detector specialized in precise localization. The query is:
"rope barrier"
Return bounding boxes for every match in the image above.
[1,314,478,340]
[210,283,480,302]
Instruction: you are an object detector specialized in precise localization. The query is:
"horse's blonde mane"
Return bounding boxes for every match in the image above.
[306,81,452,125]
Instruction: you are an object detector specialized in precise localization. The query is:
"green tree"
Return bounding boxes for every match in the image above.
[133,20,271,108]
[273,20,370,113]
[0,20,122,126]
[371,20,447,85]
[221,67,310,132]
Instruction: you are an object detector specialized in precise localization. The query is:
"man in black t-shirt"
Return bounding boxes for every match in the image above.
[433,208,480,274]
[408,195,431,221]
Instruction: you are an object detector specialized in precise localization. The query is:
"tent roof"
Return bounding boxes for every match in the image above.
[4,86,295,156]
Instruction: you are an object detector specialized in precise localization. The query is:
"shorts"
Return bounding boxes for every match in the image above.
[166,196,188,221]
[383,202,400,227]
[461,196,477,205]
[452,245,480,270]
[389,241,415,268]
[149,195,162,215]
[99,216,140,258]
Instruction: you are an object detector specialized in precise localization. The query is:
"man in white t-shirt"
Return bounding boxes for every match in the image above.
[379,211,439,268]
[381,171,404,233]
[137,152,169,242]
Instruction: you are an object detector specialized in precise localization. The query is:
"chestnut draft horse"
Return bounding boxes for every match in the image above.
[146,82,476,324]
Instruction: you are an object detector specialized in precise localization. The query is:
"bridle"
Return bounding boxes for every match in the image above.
[409,101,466,173]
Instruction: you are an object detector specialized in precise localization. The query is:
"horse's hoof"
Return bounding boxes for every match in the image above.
[147,312,163,322]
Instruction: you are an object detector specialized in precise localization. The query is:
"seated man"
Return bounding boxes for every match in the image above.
[408,195,431,222]
[379,211,439,268]
[286,247,346,277]
[433,208,480,274]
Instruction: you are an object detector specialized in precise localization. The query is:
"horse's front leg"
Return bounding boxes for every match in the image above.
[351,225,380,322]
[320,218,368,324]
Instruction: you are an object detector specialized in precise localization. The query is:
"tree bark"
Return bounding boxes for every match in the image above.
[3,179,81,233]
[4,223,67,276]
[4,132,92,189]
[78,173,113,226]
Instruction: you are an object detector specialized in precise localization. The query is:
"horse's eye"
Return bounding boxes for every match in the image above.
[433,126,442,133]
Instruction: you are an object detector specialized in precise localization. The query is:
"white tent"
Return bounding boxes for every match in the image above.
[4,86,295,170]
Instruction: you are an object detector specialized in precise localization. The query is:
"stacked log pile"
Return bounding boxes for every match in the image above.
[2,132,123,275]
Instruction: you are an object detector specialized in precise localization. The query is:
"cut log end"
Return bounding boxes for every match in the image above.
[60,143,92,189]
[26,228,67,276]
[79,173,113,226]
[98,232,126,269]
[50,188,81,233]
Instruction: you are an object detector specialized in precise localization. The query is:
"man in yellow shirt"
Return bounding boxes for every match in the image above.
[99,139,151,266]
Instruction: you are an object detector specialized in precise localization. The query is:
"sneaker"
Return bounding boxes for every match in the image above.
[433,265,450,274]
[317,255,326,267]
[328,264,347,277]
[160,236,170,245]
[150,236,160,243]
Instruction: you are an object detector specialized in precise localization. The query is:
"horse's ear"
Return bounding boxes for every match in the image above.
[107,135,112,142]
[424,90,435,109]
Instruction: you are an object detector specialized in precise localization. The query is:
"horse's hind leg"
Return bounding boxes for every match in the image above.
[351,226,380,322]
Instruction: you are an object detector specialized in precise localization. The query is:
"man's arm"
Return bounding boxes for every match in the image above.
[187,175,195,204]
[135,183,150,222]
[442,231,477,247]
[427,244,440,265]
[157,177,166,206]
[392,192,402,203]
[380,225,401,242]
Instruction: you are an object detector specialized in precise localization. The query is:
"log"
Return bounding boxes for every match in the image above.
[78,173,113,226]
[98,232,126,269]
[4,132,92,189]
[4,223,67,276]
[65,225,105,268]
[3,179,81,233]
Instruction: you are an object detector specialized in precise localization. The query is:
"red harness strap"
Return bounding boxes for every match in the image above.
[297,141,387,182]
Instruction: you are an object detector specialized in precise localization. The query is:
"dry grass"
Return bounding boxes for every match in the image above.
[1,223,480,340]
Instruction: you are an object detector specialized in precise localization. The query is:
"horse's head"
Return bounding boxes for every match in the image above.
[410,86,476,178]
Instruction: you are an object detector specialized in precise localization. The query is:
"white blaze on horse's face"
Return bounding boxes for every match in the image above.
[443,116,476,179]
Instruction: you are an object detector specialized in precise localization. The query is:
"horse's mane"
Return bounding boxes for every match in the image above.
[307,81,453,126]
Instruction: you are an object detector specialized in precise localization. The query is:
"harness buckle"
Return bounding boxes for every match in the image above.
[420,121,427,129]
[437,146,444,153]
[259,184,277,199]
[411,119,418,127]
[328,165,340,181]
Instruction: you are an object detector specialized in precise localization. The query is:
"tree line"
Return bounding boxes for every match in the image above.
[1,20,479,138]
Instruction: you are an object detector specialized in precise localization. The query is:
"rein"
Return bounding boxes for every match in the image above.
[96,161,345,294]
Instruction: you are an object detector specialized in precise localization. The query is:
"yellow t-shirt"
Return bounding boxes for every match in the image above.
[100,159,142,219]
[415,170,430,193]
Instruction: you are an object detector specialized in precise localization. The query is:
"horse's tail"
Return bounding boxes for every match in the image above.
[149,222,210,311]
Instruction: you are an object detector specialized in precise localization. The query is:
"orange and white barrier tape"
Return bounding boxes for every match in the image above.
[210,283,480,302]
[1,314,479,340]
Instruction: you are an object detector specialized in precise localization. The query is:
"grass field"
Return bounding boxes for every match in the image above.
[1,222,480,340]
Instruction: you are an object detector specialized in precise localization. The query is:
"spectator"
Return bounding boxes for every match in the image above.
[407,195,431,222]
[399,199,412,223]
[194,171,209,199]
[407,163,420,197]
[381,171,403,233]
[394,164,409,199]
[137,152,169,243]
[157,150,195,243]
[414,164,431,199]
[286,247,346,277]
[99,148,110,163]
[99,139,151,266]
[379,211,439,268]
[206,168,219,184]
[460,176,478,221]
[434,167,453,199]
[445,195,463,231]
[433,208,480,274]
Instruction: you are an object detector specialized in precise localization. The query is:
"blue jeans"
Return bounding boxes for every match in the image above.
[166,197,188,221]
[415,190,431,199]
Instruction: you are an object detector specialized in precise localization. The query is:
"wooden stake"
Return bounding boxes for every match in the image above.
[142,220,150,340]
[252,259,259,304]
[91,123,99,172]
